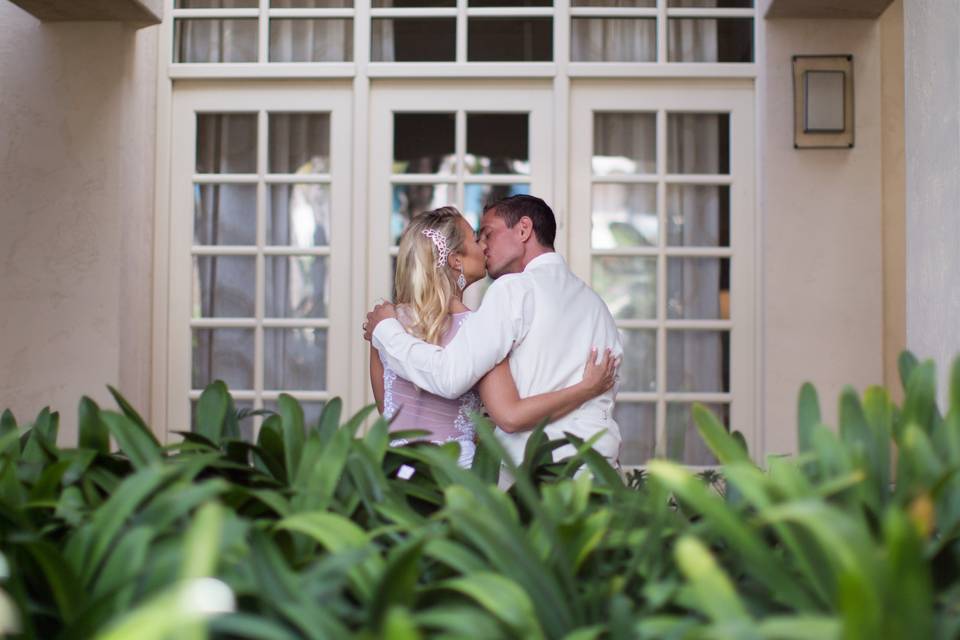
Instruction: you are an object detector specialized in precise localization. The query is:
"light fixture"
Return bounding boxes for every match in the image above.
[792,55,854,149]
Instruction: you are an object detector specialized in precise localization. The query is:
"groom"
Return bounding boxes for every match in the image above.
[364,195,623,475]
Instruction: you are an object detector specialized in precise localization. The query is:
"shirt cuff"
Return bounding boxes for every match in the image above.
[371,318,405,353]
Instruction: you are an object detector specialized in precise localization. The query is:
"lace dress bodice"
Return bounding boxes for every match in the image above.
[382,309,479,467]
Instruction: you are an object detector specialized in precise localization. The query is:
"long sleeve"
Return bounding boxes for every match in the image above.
[371,275,534,399]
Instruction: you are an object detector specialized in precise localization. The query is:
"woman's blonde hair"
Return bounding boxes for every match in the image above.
[395,206,466,345]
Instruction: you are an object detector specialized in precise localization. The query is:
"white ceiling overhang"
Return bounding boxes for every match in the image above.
[766,0,896,19]
[7,0,162,27]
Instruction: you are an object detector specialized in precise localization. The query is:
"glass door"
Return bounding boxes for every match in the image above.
[569,80,756,467]
[367,81,554,314]
[167,81,353,439]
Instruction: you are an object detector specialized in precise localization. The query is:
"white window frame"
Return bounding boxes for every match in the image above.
[568,78,758,462]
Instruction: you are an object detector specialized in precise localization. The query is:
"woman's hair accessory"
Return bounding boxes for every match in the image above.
[421,228,450,268]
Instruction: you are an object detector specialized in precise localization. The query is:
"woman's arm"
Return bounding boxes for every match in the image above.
[477,348,618,433]
[369,344,385,414]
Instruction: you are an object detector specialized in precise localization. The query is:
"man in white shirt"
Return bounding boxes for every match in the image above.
[364,195,623,471]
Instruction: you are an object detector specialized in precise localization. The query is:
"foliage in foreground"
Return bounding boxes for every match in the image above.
[0,352,959,639]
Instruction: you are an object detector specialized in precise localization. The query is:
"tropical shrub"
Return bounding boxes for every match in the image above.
[0,352,958,639]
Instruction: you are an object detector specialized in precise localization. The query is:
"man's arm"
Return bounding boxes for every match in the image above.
[371,277,533,399]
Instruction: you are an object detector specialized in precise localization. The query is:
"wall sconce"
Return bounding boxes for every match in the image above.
[792,55,854,149]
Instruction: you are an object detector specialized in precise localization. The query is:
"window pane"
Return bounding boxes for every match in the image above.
[268,184,331,247]
[391,184,455,244]
[470,0,550,6]
[667,113,729,174]
[269,113,330,174]
[571,18,656,62]
[464,184,530,229]
[192,328,254,390]
[666,185,729,247]
[668,18,754,63]
[615,403,656,466]
[669,0,752,7]
[592,256,657,320]
[265,256,329,319]
[667,330,729,392]
[193,256,256,318]
[593,113,656,176]
[468,18,553,62]
[174,19,258,63]
[178,0,256,6]
[393,113,456,175]
[619,330,656,392]
[466,114,529,175]
[573,0,654,5]
[197,114,257,174]
[667,257,730,320]
[373,0,453,5]
[666,403,727,465]
[272,0,352,6]
[269,19,353,62]
[263,400,327,429]
[264,328,328,390]
[591,184,657,249]
[194,184,257,246]
[371,19,456,61]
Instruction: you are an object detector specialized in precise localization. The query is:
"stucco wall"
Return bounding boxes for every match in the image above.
[0,2,157,444]
[903,0,960,406]
[760,12,888,454]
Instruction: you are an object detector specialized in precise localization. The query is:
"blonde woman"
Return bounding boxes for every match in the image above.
[369,206,617,467]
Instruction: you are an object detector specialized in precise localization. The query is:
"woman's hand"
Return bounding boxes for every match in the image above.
[581,347,620,397]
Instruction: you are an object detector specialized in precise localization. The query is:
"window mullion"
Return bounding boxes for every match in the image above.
[655,107,667,457]
[255,109,268,430]
[456,0,468,64]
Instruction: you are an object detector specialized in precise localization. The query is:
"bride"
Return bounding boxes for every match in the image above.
[369,206,617,467]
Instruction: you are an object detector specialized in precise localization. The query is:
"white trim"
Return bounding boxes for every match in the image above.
[553,0,570,256]
[666,8,755,19]
[569,63,756,78]
[367,62,557,77]
[369,8,457,18]
[189,318,332,329]
[268,8,356,18]
[171,8,260,18]
[752,4,766,460]
[170,63,356,78]
[569,8,659,18]
[466,7,554,17]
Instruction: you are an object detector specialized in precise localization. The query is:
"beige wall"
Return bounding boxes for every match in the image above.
[0,2,157,444]
[760,13,892,454]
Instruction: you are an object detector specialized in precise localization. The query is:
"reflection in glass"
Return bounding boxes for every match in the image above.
[571,18,656,62]
[393,113,456,175]
[591,184,657,249]
[667,113,729,174]
[592,256,657,319]
[192,328,254,390]
[269,19,353,62]
[619,330,657,392]
[667,258,729,320]
[264,328,328,390]
[371,19,456,62]
[666,403,726,465]
[391,184,454,244]
[196,114,257,174]
[466,114,529,175]
[265,256,329,319]
[269,113,330,174]
[669,0,751,6]
[666,185,729,247]
[573,0,654,5]
[179,0,255,6]
[470,0,550,5]
[463,184,530,229]
[467,18,553,62]
[667,330,729,393]
[175,19,258,63]
[193,256,256,318]
[263,400,327,429]
[668,18,754,63]
[615,403,656,466]
[272,0,353,6]
[373,0,454,5]
[268,184,330,247]
[194,184,257,246]
[593,113,656,176]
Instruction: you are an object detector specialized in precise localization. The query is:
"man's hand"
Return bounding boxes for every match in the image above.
[363,301,397,341]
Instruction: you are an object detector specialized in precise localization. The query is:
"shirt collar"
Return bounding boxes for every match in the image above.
[524,252,564,271]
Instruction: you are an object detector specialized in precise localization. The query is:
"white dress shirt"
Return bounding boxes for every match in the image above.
[372,252,623,467]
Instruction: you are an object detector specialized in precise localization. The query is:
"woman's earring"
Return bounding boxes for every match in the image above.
[457,264,467,291]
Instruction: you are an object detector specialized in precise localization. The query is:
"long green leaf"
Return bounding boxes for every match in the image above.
[194,381,229,445]
[797,383,821,454]
[101,411,162,469]
[78,397,109,454]
[277,394,306,481]
[436,572,544,640]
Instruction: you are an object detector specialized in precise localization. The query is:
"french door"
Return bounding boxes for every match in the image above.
[569,80,757,467]
[167,81,353,439]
